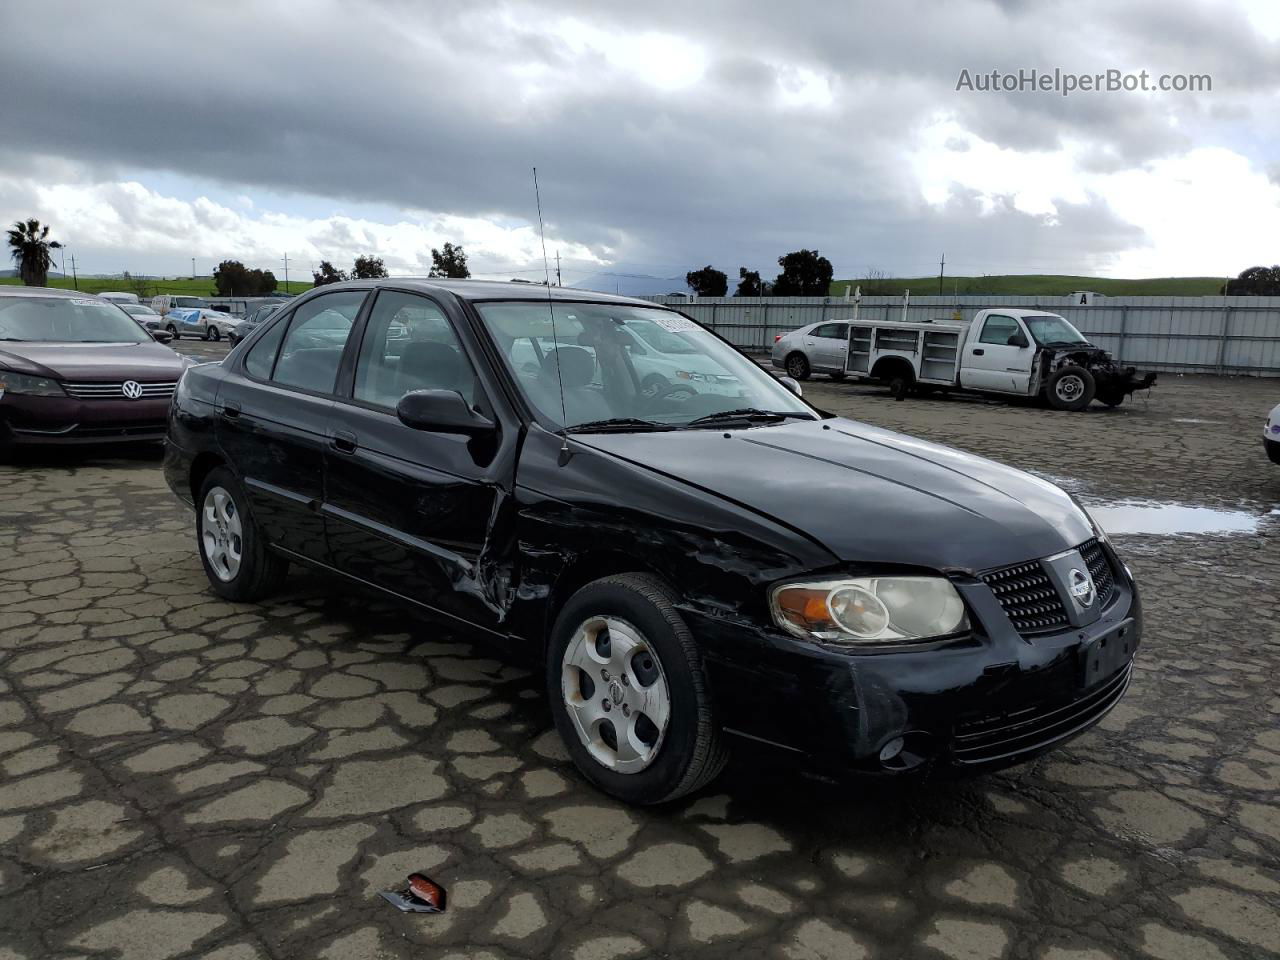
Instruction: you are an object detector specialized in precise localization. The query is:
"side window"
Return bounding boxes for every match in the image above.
[813,323,845,339]
[272,291,366,394]
[980,315,1021,346]
[353,291,477,410]
[244,316,287,379]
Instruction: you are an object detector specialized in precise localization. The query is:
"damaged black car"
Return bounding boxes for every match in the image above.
[165,279,1142,805]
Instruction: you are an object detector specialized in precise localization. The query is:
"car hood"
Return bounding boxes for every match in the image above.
[0,341,189,380]
[576,417,1094,573]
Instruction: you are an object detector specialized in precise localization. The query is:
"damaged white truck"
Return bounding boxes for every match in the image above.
[840,308,1156,410]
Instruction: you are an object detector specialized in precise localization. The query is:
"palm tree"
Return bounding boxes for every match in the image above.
[6,219,63,287]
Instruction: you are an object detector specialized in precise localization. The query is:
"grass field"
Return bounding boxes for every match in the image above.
[0,276,313,297]
[829,274,1228,297]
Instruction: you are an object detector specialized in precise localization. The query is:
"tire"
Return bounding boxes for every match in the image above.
[1266,438,1280,465]
[205,326,220,342]
[166,324,179,339]
[196,467,288,602]
[785,352,811,381]
[640,373,670,398]
[829,370,846,381]
[889,374,912,401]
[547,573,728,805]
[1046,365,1096,411]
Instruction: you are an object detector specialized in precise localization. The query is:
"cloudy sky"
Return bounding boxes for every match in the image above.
[3,0,1278,287]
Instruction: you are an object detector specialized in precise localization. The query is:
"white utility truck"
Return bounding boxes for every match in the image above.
[841,307,1155,410]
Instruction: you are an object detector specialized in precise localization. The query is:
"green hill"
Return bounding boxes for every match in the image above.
[830,274,1227,297]
[0,276,312,297]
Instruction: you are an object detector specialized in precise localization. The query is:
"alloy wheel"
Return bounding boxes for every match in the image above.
[201,486,243,581]
[561,616,671,774]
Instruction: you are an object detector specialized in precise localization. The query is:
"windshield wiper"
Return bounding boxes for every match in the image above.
[564,417,675,434]
[0,337,27,341]
[684,408,813,427]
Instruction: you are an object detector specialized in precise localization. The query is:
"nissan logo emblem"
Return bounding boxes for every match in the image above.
[1069,568,1095,608]
[121,380,143,400]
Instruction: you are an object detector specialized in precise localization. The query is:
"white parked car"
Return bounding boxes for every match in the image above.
[1266,402,1280,464]
[97,291,140,305]
[164,307,241,341]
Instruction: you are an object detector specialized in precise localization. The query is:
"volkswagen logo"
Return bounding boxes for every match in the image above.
[121,380,143,400]
[1068,568,1095,608]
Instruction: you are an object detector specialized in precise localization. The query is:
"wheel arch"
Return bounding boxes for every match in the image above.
[541,550,675,659]
[189,451,229,504]
[871,356,915,382]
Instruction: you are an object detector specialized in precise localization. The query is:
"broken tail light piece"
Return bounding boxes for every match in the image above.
[379,873,447,914]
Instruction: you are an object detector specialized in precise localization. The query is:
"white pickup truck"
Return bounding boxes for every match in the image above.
[838,308,1156,410]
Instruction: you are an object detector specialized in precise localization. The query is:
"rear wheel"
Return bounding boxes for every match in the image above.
[889,374,913,401]
[548,573,727,805]
[1266,438,1280,465]
[196,468,288,602]
[1046,366,1096,411]
[785,352,811,380]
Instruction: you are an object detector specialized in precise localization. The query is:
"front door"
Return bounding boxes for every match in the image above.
[960,314,1036,393]
[808,322,849,372]
[322,289,515,634]
[215,289,367,562]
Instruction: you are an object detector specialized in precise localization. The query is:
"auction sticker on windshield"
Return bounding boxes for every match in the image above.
[650,316,699,332]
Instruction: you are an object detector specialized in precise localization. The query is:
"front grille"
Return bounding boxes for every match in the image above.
[982,559,1069,635]
[1079,538,1116,608]
[63,380,177,400]
[952,664,1131,765]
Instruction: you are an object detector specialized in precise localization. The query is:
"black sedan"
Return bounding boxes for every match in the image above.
[164,279,1141,805]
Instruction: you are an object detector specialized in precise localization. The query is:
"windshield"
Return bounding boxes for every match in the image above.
[475,300,814,429]
[1024,313,1087,345]
[0,297,151,343]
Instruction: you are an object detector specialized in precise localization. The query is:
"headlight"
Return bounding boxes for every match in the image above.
[770,576,968,647]
[0,371,67,397]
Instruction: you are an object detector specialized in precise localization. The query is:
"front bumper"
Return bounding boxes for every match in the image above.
[684,546,1142,778]
[1,395,170,445]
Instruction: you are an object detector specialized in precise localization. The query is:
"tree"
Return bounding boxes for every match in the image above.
[6,218,62,287]
[1224,265,1280,295]
[772,249,834,296]
[429,242,470,278]
[734,267,768,296]
[312,260,347,286]
[351,255,388,279]
[685,265,728,297]
[213,260,277,296]
[859,267,896,296]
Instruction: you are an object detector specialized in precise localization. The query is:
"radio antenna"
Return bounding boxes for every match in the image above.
[533,166,568,433]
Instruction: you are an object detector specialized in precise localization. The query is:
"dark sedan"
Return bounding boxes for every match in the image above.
[164,279,1141,805]
[0,287,196,452]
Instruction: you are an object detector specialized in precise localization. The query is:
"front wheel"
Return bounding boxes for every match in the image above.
[1266,438,1280,465]
[547,573,728,805]
[205,326,220,341]
[1046,365,1096,411]
[197,468,288,601]
[166,324,179,339]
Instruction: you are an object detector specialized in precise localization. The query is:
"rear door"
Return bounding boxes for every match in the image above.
[322,288,518,633]
[215,289,368,561]
[960,314,1036,393]
[809,322,849,371]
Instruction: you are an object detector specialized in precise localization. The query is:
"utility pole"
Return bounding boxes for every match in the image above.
[938,253,945,296]
[69,254,79,291]
[555,250,561,286]
[191,257,196,280]
[281,253,290,294]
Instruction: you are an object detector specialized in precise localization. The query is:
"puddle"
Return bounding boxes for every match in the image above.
[1082,500,1269,536]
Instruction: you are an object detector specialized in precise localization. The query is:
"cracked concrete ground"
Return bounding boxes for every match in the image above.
[1,345,1278,959]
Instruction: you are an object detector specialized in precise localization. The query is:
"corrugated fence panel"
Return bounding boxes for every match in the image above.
[643,295,1280,376]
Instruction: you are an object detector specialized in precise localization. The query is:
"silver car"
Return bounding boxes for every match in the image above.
[165,308,241,342]
[770,321,850,381]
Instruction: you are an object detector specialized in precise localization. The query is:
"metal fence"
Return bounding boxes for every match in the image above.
[641,294,1280,376]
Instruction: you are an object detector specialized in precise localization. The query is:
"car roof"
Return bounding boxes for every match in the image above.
[304,277,668,309]
[0,286,99,300]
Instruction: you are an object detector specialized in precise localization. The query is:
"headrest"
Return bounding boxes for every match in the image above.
[541,346,595,389]
[402,340,464,391]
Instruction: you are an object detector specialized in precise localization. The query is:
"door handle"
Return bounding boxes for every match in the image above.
[331,431,358,454]
[220,400,241,420]
[972,348,985,356]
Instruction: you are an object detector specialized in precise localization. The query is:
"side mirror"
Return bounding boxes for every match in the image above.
[397,389,495,436]
[153,330,174,344]
[779,376,804,397]
[1007,331,1030,348]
